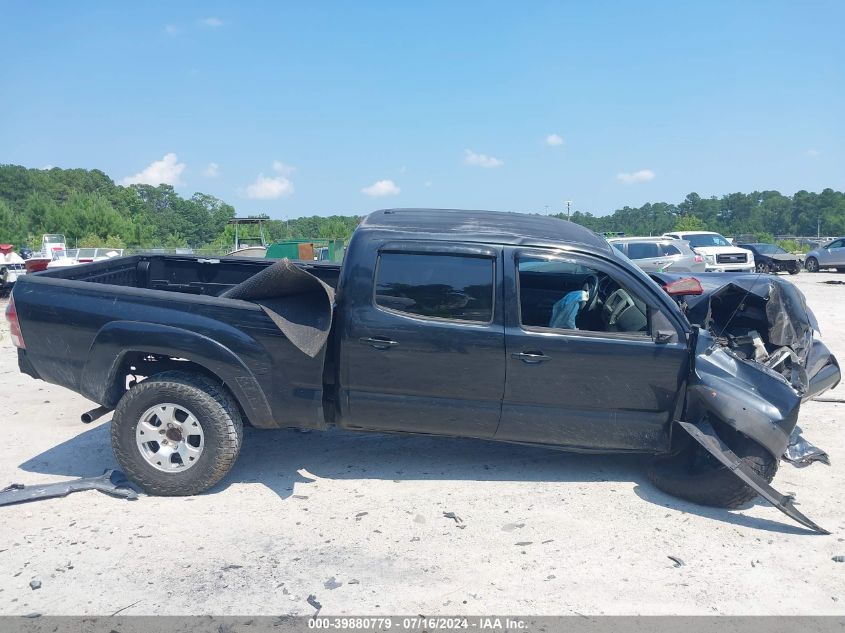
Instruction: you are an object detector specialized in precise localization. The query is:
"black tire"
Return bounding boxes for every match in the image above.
[648,423,777,509]
[755,262,770,274]
[111,371,243,496]
[837,268,845,273]
[805,257,819,273]
[788,265,799,275]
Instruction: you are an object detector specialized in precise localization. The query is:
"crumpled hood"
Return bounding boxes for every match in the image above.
[654,272,840,399]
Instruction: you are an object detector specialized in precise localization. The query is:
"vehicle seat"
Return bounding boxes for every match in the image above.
[549,289,588,330]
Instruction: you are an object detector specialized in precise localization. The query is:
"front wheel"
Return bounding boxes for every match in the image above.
[805,257,819,273]
[111,371,244,496]
[755,262,770,274]
[648,423,777,508]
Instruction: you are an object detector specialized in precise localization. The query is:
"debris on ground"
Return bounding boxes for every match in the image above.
[29,580,41,590]
[515,541,532,546]
[324,577,342,590]
[668,556,685,568]
[355,512,368,519]
[783,426,831,467]
[501,522,525,532]
[307,595,322,611]
[833,556,845,563]
[0,470,137,507]
[443,512,463,524]
[348,579,360,585]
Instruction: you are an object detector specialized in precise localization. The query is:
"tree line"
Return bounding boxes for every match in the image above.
[1,164,843,251]
[557,189,845,240]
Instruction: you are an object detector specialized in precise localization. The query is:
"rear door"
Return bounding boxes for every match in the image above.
[340,242,506,438]
[497,247,690,451]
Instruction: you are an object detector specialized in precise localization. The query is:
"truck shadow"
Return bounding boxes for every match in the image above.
[17,422,812,535]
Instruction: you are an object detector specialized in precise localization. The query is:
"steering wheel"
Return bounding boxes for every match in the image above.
[582,273,599,311]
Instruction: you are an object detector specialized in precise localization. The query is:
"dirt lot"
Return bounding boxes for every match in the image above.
[0,272,843,616]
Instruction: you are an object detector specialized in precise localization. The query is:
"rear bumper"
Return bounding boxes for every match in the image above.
[17,349,41,381]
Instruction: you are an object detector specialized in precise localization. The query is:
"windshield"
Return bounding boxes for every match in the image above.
[752,243,785,255]
[683,233,731,248]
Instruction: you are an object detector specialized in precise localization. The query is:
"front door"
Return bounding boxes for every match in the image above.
[819,239,845,267]
[341,244,506,438]
[497,247,690,451]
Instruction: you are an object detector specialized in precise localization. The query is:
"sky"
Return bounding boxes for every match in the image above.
[1,1,843,219]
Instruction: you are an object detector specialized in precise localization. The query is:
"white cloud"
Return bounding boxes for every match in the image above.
[164,24,180,36]
[616,169,655,184]
[463,149,503,168]
[806,149,820,157]
[244,161,296,199]
[40,164,54,170]
[204,162,220,178]
[545,133,564,146]
[199,17,223,28]
[361,179,400,197]
[122,153,186,186]
[271,160,294,176]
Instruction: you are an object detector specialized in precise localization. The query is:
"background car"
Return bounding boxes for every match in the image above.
[737,243,801,274]
[662,231,755,272]
[805,237,845,272]
[608,237,706,273]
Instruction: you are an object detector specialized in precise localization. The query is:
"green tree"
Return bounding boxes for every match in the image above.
[673,215,706,232]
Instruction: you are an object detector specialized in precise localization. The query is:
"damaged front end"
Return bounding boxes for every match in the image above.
[656,273,841,532]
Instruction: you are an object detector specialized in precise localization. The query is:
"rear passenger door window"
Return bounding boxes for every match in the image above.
[375,253,494,322]
[626,242,660,260]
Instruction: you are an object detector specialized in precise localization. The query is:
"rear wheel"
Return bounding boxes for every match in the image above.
[805,257,819,273]
[111,371,243,496]
[648,422,777,508]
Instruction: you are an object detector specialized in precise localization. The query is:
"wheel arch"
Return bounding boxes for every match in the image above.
[81,321,275,428]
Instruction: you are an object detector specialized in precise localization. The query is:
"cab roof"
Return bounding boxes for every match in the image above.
[360,208,611,252]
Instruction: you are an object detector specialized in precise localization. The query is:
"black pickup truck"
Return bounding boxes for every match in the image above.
[6,209,840,530]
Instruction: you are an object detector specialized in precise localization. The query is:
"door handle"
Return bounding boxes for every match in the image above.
[512,351,552,364]
[360,337,399,350]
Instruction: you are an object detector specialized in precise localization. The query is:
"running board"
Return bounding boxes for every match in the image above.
[676,420,829,535]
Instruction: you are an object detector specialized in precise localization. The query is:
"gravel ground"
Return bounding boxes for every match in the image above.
[0,272,843,616]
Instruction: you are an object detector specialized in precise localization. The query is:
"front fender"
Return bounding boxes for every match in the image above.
[687,334,801,458]
[81,321,275,428]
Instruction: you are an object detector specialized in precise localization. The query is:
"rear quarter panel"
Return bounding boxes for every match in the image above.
[13,272,326,429]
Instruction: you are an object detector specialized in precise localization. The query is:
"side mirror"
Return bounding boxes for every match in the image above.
[654,330,675,344]
[663,277,703,297]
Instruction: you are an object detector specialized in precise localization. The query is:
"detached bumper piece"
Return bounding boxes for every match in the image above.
[677,419,829,535]
[0,470,138,507]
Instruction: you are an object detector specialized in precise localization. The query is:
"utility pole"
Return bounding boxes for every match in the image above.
[565,200,572,221]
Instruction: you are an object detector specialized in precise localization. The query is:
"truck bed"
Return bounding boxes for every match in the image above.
[38,254,341,293]
[13,255,341,430]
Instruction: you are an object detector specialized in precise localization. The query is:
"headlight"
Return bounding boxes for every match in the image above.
[705,254,716,265]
